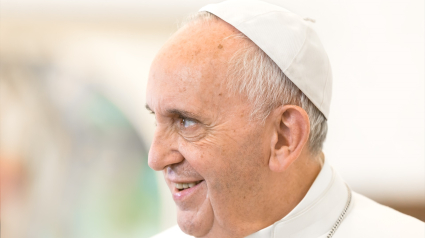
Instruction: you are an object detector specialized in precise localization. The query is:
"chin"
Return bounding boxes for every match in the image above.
[177,206,215,237]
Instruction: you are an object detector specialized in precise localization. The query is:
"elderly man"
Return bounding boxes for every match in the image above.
[146,0,424,237]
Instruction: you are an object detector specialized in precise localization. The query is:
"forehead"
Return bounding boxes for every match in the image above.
[146,20,245,116]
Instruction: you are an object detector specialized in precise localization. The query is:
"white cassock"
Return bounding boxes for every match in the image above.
[152,160,425,238]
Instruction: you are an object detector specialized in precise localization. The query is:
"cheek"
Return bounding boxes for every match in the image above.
[177,136,220,175]
[178,126,270,229]
[179,129,267,192]
[179,131,236,161]
[208,133,269,227]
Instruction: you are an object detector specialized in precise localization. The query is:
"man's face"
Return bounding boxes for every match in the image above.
[146,21,274,237]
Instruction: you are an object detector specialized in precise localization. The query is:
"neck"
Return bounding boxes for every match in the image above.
[247,151,323,236]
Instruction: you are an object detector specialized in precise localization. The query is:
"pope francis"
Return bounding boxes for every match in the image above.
[145,0,425,237]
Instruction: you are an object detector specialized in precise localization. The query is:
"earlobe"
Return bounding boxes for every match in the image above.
[268,105,310,173]
[269,141,292,172]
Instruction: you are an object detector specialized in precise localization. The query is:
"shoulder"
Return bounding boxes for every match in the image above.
[151,225,193,238]
[335,192,425,238]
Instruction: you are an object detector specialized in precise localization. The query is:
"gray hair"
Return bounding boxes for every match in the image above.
[181,12,328,157]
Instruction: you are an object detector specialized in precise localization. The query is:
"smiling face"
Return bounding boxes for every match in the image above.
[146,20,282,237]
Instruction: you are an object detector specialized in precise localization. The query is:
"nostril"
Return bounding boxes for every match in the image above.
[148,149,185,171]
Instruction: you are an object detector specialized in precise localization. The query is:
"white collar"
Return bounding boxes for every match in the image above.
[246,160,348,238]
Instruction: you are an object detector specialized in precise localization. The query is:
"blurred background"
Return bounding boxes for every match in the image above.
[0,0,423,237]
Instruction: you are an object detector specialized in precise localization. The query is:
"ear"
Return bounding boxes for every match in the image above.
[268,105,310,172]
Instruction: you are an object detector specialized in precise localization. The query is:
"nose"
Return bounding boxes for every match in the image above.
[148,126,184,171]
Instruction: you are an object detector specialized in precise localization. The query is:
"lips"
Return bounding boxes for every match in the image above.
[165,165,206,203]
[171,180,205,202]
[174,180,203,191]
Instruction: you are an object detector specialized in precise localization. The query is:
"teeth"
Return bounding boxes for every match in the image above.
[174,181,201,190]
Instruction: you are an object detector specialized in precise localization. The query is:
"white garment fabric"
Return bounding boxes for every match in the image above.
[151,160,425,238]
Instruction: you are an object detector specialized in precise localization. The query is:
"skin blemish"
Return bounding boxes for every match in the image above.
[218,44,223,49]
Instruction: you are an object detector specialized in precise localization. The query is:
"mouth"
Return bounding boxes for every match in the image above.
[174,180,204,192]
[171,179,205,202]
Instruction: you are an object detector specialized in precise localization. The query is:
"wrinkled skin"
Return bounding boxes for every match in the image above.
[146,19,320,238]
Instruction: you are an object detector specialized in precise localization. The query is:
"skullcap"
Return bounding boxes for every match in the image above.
[200,0,332,118]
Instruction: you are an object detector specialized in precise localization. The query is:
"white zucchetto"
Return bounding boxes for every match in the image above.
[200,0,333,118]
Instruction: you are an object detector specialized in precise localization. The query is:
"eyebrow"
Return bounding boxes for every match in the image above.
[166,109,201,121]
[145,104,202,120]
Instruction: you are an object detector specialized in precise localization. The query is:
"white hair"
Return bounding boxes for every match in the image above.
[181,12,328,156]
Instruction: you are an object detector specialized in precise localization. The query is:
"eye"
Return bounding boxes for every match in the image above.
[181,117,197,128]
